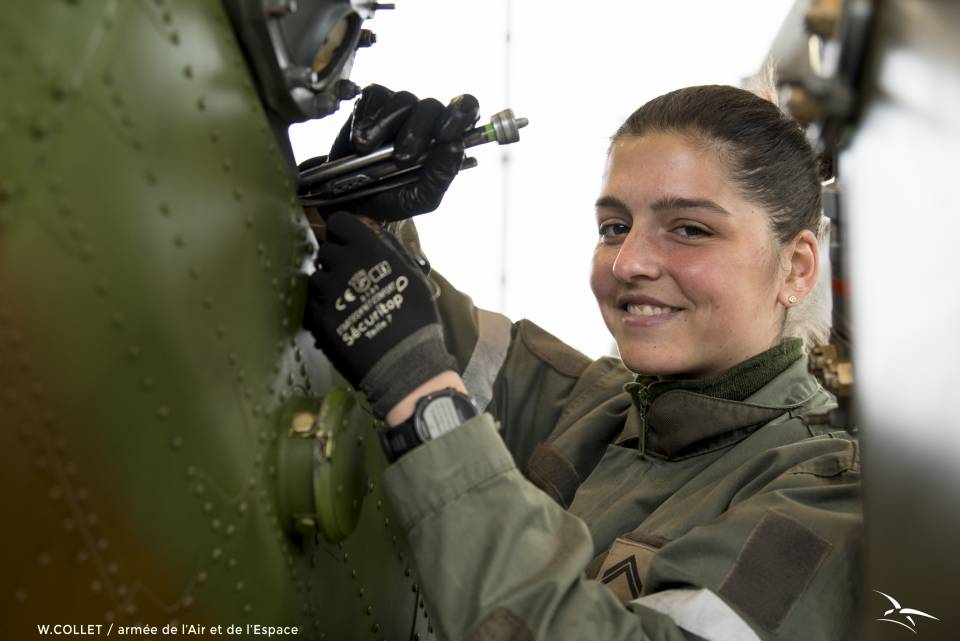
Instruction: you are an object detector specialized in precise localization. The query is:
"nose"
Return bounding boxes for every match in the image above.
[611,227,662,282]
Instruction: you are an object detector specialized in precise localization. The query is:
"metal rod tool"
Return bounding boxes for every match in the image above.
[298,109,528,208]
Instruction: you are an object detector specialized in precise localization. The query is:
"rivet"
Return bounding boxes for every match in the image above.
[104,611,114,623]
[142,376,155,390]
[211,547,222,561]
[202,296,213,310]
[157,405,170,420]
[350,570,357,579]
[375,500,381,511]
[145,171,157,186]
[63,518,74,531]
[243,604,252,615]
[210,129,220,143]
[428,625,433,634]
[48,487,62,501]
[88,513,99,525]
[97,538,108,551]
[90,581,102,593]
[215,325,226,338]
[183,65,193,79]
[124,603,136,615]
[29,118,49,141]
[203,501,213,514]
[189,266,199,280]
[358,588,365,597]
[162,10,172,24]
[196,97,205,111]
[211,519,221,531]
[194,483,206,495]
[404,568,411,577]
[111,312,126,329]
[245,215,254,229]
[37,553,51,567]
[171,436,183,450]
[221,157,231,172]
[159,202,171,217]
[233,187,242,201]
[197,571,207,584]
[237,501,248,515]
[170,31,180,45]
[107,562,118,574]
[364,606,372,616]
[77,488,90,501]
[186,465,196,477]
[182,595,194,608]
[76,550,89,563]
[14,589,27,604]
[127,344,141,360]
[228,558,237,569]
[173,234,185,249]
[95,279,109,296]
[235,581,244,592]
[225,524,235,537]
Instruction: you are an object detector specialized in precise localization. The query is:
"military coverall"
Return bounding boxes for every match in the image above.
[382,227,862,641]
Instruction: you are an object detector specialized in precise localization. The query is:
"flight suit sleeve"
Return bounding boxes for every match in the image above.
[390,219,600,469]
[384,416,861,641]
[384,416,708,641]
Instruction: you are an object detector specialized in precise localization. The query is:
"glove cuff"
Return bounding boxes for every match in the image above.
[359,323,457,418]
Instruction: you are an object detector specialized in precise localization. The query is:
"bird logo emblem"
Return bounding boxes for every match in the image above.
[874,590,939,634]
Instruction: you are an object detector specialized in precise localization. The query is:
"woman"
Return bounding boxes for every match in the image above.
[303,84,861,641]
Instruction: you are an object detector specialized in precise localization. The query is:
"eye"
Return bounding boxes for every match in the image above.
[598,222,630,243]
[672,223,712,239]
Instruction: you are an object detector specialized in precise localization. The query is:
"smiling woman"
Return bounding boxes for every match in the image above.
[592,87,824,378]
[302,82,861,641]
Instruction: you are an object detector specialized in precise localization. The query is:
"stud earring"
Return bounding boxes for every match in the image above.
[788,295,799,305]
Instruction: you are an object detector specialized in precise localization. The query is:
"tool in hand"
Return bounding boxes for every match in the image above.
[298,109,528,208]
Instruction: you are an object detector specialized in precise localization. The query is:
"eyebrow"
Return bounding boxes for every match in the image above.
[594,195,730,216]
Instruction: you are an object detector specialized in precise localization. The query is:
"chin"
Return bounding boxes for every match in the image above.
[619,348,689,377]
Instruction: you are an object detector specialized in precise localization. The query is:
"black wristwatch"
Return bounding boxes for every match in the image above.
[378,388,480,463]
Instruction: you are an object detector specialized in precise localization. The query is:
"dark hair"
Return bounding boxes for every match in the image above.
[612,85,821,244]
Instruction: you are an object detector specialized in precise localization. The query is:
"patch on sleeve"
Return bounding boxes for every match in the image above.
[518,320,591,378]
[719,511,832,631]
[597,539,653,603]
[465,607,533,641]
[525,442,580,508]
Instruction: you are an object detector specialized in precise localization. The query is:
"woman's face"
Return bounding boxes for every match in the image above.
[591,132,793,378]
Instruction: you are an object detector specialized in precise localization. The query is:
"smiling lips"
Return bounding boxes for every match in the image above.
[617,294,683,321]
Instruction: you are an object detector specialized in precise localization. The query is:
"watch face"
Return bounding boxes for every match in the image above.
[415,392,478,442]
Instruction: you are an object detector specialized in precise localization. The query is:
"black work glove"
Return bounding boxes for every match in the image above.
[303,212,457,417]
[304,84,480,221]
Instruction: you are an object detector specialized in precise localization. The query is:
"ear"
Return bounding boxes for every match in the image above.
[778,229,819,306]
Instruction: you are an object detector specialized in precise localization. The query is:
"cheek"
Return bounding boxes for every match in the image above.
[590,246,615,301]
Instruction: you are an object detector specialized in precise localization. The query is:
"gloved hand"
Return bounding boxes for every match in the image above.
[305,84,480,221]
[303,212,457,418]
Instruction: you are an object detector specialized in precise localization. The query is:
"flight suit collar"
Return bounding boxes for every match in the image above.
[621,340,816,459]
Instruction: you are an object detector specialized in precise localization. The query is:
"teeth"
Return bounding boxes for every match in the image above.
[626,304,673,316]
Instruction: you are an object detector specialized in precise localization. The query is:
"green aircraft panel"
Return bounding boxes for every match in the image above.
[0,1,429,639]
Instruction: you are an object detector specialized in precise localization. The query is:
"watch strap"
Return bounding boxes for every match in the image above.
[378,419,421,464]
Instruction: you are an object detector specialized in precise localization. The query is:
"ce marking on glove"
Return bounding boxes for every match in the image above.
[336,260,393,311]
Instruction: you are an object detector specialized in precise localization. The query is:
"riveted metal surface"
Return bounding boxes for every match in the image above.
[0,1,420,639]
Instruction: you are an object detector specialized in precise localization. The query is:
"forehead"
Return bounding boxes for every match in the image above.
[601,132,741,208]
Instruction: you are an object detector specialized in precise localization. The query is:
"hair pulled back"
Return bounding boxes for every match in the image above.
[613,85,821,244]
[612,85,829,349]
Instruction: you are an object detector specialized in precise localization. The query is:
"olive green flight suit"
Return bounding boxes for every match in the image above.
[382,229,861,641]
